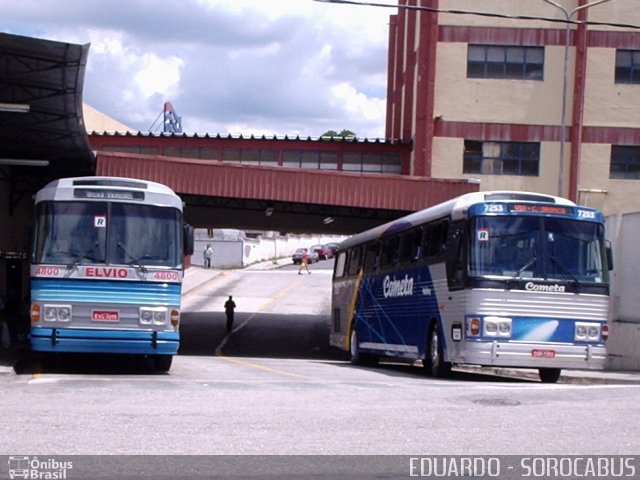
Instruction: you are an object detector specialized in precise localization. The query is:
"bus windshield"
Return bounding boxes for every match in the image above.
[469,215,607,284]
[33,201,182,268]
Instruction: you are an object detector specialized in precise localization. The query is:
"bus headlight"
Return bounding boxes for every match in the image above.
[139,307,167,326]
[483,317,512,338]
[58,307,71,321]
[45,307,57,321]
[43,305,72,322]
[575,322,602,342]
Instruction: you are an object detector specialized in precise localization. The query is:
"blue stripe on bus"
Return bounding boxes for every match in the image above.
[30,327,179,355]
[31,278,181,305]
[354,266,440,359]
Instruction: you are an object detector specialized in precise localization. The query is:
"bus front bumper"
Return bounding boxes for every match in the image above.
[456,340,606,370]
[30,327,179,355]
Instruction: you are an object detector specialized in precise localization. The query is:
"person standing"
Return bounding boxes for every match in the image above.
[224,295,236,332]
[203,244,213,269]
[298,249,311,275]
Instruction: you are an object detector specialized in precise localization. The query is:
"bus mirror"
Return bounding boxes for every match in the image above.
[605,241,613,271]
[183,224,195,256]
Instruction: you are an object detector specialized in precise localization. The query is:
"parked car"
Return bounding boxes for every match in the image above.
[292,248,319,264]
[310,244,333,260]
[325,242,340,256]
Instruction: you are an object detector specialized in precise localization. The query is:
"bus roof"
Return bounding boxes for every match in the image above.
[338,190,580,251]
[35,176,184,211]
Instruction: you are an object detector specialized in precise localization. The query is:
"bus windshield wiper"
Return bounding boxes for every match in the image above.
[506,255,536,288]
[550,256,581,292]
[117,241,148,273]
[66,242,100,271]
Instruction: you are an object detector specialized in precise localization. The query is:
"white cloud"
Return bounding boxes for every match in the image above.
[1,0,399,138]
[133,54,184,99]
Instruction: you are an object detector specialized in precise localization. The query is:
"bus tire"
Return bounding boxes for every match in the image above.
[349,328,378,366]
[153,355,173,372]
[424,321,451,378]
[538,367,561,383]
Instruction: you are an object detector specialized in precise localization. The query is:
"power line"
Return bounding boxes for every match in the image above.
[313,0,640,30]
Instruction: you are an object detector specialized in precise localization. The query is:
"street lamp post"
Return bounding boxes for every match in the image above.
[540,0,611,198]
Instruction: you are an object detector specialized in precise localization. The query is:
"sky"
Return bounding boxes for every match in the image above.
[1,0,399,139]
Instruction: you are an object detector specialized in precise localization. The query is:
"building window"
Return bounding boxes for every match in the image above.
[222,148,277,165]
[467,45,544,80]
[103,145,159,155]
[463,140,540,176]
[615,50,640,84]
[610,145,640,179]
[343,153,402,174]
[282,151,338,170]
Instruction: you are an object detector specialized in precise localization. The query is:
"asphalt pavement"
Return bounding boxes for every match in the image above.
[2,260,640,384]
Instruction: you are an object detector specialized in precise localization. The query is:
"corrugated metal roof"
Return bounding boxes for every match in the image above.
[90,130,402,144]
[0,33,94,174]
[96,151,478,212]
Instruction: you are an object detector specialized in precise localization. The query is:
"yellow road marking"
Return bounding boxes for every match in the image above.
[217,355,307,379]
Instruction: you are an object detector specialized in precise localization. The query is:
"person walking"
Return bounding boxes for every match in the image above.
[203,244,213,269]
[224,295,236,332]
[298,249,311,275]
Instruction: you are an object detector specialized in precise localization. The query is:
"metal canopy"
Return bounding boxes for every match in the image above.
[0,33,95,210]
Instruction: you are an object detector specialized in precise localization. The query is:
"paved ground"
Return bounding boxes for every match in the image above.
[3,259,640,384]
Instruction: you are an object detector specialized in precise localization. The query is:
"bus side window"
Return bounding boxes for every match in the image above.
[334,251,347,279]
[380,235,400,270]
[363,242,379,273]
[399,228,423,263]
[347,247,362,276]
[445,220,466,289]
[424,220,448,260]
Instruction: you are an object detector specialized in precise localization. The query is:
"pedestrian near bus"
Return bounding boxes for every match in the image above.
[224,295,236,332]
[203,244,213,269]
[298,249,311,275]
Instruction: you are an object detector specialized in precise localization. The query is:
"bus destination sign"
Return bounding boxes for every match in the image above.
[74,188,145,201]
[509,204,571,215]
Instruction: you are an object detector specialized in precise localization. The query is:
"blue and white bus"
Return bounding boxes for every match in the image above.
[29,177,194,371]
[331,191,612,383]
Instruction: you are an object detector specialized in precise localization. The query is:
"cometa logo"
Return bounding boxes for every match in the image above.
[383,274,414,298]
[525,282,566,292]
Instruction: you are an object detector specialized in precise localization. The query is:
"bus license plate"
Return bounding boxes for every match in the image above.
[92,310,119,322]
[531,349,556,358]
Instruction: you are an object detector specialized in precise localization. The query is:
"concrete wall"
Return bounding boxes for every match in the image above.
[192,230,345,269]
[605,212,640,370]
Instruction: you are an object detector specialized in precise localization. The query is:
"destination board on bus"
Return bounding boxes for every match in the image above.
[74,188,145,201]
[508,204,572,215]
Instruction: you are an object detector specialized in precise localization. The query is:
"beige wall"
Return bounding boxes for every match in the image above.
[432,137,565,196]
[434,43,569,125]
[584,48,640,127]
[414,0,640,214]
[579,143,640,215]
[589,2,640,28]
[437,0,597,28]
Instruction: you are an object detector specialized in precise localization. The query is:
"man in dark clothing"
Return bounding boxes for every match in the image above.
[224,295,236,332]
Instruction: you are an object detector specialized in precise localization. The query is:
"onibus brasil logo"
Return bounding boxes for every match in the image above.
[8,457,73,479]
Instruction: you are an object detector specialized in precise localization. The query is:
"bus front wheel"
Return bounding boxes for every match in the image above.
[539,367,561,383]
[153,355,173,372]
[349,328,378,366]
[424,321,451,378]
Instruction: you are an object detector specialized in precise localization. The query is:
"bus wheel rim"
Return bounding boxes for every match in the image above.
[430,327,439,367]
[350,330,358,358]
